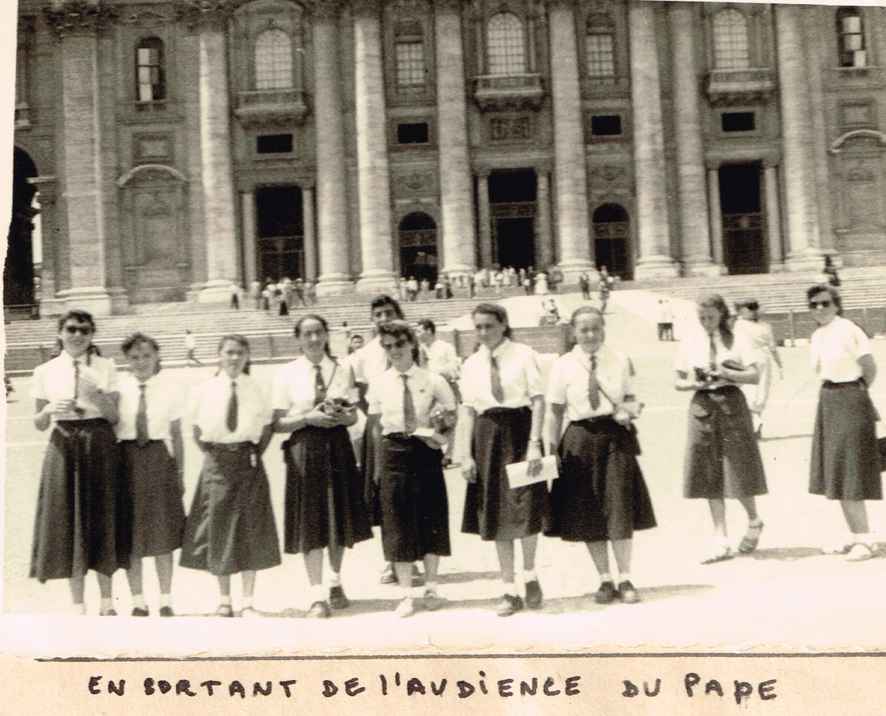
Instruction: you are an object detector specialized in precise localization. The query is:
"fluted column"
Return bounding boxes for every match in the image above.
[435,0,476,278]
[313,1,352,294]
[353,0,396,292]
[477,170,492,269]
[629,1,677,279]
[776,4,822,269]
[764,162,784,271]
[669,3,721,277]
[302,184,317,281]
[549,0,593,283]
[44,1,116,314]
[241,191,256,285]
[707,165,724,268]
[536,166,553,271]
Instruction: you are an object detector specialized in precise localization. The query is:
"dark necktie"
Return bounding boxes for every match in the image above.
[313,364,326,406]
[402,374,417,434]
[226,381,238,432]
[588,354,601,410]
[72,359,80,401]
[136,383,149,446]
[490,355,505,403]
[709,334,717,372]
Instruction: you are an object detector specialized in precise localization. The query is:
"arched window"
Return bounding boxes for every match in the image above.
[586,13,615,78]
[255,28,293,90]
[136,37,165,102]
[487,12,525,75]
[837,7,866,68]
[395,20,425,89]
[712,9,750,69]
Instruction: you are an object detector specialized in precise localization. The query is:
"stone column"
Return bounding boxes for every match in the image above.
[535,166,554,271]
[549,0,594,283]
[764,162,785,271]
[776,4,822,269]
[44,2,115,314]
[353,0,396,292]
[302,184,317,281]
[477,170,493,269]
[707,165,724,267]
[669,3,721,277]
[241,191,256,286]
[435,0,476,278]
[629,1,678,278]
[313,1,352,295]
[30,176,65,315]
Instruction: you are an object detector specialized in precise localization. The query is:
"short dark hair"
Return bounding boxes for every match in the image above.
[570,305,604,326]
[294,314,333,357]
[121,332,162,374]
[216,334,252,374]
[417,318,436,334]
[369,294,404,319]
[471,303,513,339]
[377,320,420,363]
[57,309,96,334]
[806,283,843,315]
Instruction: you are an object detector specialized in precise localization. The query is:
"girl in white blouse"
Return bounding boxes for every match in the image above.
[675,294,767,564]
[180,335,281,617]
[30,310,125,616]
[458,303,548,617]
[272,315,372,618]
[117,333,186,617]
[733,299,783,439]
[807,284,881,560]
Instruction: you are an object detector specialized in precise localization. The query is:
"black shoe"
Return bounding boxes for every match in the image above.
[100,608,118,616]
[380,563,397,585]
[159,606,175,617]
[131,607,149,617]
[307,600,331,619]
[594,581,618,605]
[328,586,349,610]
[496,594,524,617]
[215,604,234,618]
[617,580,641,604]
[524,579,543,609]
[411,563,424,587]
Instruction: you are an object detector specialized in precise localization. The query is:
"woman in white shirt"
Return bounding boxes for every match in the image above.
[675,294,767,564]
[807,284,881,561]
[545,307,655,605]
[458,303,548,617]
[272,315,372,619]
[733,299,783,439]
[368,321,456,617]
[117,333,186,617]
[180,335,281,617]
[30,310,126,616]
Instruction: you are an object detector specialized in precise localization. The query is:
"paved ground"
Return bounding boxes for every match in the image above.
[4,291,886,657]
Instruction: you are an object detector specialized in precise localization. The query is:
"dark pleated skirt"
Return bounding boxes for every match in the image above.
[361,413,384,526]
[379,435,451,562]
[810,381,882,500]
[121,441,185,558]
[180,445,281,575]
[546,418,656,542]
[684,386,768,499]
[30,419,130,582]
[283,426,372,554]
[462,407,550,540]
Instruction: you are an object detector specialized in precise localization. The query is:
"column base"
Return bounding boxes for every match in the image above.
[767,261,786,273]
[55,287,114,316]
[634,256,680,280]
[557,260,596,286]
[315,274,355,297]
[442,264,475,281]
[37,298,67,317]
[784,251,825,272]
[197,279,235,304]
[355,270,398,294]
[107,288,131,315]
[683,261,726,277]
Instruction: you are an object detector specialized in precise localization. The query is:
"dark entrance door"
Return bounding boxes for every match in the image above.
[5,147,38,314]
[719,163,766,275]
[592,203,632,280]
[489,169,536,270]
[255,186,304,281]
[398,212,438,283]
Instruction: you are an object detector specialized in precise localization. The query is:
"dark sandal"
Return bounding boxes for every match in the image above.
[738,521,764,553]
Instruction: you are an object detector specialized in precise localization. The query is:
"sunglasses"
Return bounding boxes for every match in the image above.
[809,300,832,309]
[64,325,93,335]
[381,338,410,351]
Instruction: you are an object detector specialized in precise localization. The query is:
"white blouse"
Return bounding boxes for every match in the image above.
[420,339,461,380]
[367,366,456,442]
[547,345,635,423]
[31,351,118,421]
[459,339,543,413]
[675,329,759,390]
[349,336,389,385]
[116,371,184,442]
[811,316,871,383]
[189,373,271,444]
[272,355,357,416]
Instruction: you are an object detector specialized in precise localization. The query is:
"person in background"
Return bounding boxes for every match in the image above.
[416,318,462,467]
[30,310,126,615]
[347,334,365,355]
[444,275,453,299]
[184,329,202,367]
[250,279,262,310]
[807,284,880,561]
[657,298,675,341]
[230,283,241,310]
[823,256,841,288]
[579,273,591,301]
[734,299,783,439]
[117,332,186,617]
[407,277,419,302]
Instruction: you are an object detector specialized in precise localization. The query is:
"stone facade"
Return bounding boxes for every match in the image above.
[12,0,886,313]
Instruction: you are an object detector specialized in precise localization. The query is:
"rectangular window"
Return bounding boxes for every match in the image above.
[591,114,622,136]
[136,46,163,102]
[721,112,755,132]
[396,41,425,88]
[257,134,294,154]
[397,123,429,144]
[586,34,615,77]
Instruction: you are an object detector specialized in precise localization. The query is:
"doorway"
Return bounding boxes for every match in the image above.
[5,147,38,312]
[489,169,536,270]
[592,203,632,280]
[255,185,304,281]
[719,163,766,275]
[398,212,438,283]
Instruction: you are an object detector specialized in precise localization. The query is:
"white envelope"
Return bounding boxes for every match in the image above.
[506,455,559,488]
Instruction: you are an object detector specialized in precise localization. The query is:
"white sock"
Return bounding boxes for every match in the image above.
[100,597,113,613]
[241,596,253,610]
[72,602,86,615]
[132,594,147,610]
[598,572,612,584]
[619,572,632,583]
[523,569,537,583]
[311,584,327,603]
[401,586,413,601]
[159,593,171,608]
[219,594,232,606]
[501,580,517,597]
[856,532,872,545]
[424,581,438,594]
[328,572,341,588]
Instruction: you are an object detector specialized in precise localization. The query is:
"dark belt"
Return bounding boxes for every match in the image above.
[205,441,254,452]
[119,439,163,447]
[383,432,416,441]
[696,384,739,394]
[482,406,530,416]
[573,415,615,426]
[823,379,863,388]
[56,418,108,427]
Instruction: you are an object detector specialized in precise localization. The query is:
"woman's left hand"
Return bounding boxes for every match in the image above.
[526,441,543,461]
[77,371,104,402]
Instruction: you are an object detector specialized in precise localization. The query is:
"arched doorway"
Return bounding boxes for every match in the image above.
[398,212,438,283]
[5,147,39,314]
[592,203,632,280]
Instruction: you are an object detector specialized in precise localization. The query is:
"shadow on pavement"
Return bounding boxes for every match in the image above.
[746,547,823,561]
[436,570,501,585]
[758,433,812,442]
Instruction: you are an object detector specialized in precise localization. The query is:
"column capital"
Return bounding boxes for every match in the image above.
[174,1,237,30]
[435,0,464,12]
[546,0,579,10]
[28,175,59,204]
[474,166,492,178]
[310,0,342,20]
[351,0,381,18]
[534,161,553,175]
[704,159,721,171]
[44,1,118,38]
